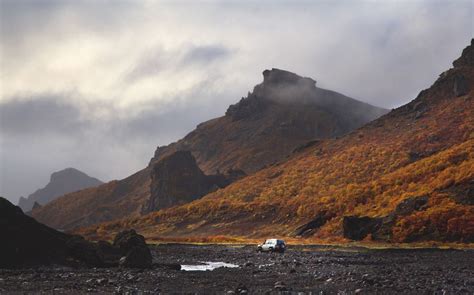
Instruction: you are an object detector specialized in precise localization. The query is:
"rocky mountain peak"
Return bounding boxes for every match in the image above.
[225,68,318,120]
[262,68,316,88]
[50,168,87,182]
[18,168,103,212]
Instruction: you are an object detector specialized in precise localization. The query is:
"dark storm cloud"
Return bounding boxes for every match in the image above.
[0,96,87,136]
[181,45,232,66]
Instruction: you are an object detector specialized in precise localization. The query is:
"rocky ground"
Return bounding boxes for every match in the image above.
[1,244,473,294]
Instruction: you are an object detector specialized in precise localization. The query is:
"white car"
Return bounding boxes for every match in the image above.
[257,239,286,253]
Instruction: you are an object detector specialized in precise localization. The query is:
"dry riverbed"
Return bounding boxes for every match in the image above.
[1,244,473,294]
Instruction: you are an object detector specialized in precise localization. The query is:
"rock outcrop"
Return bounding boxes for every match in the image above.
[453,39,474,68]
[343,196,430,241]
[0,197,71,267]
[18,168,103,212]
[144,151,240,213]
[0,197,151,268]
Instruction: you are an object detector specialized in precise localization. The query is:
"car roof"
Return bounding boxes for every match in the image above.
[266,239,285,243]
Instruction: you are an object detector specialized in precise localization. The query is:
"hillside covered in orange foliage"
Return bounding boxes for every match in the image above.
[79,40,474,244]
[32,69,386,230]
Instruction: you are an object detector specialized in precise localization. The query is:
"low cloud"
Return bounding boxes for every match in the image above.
[0,96,87,137]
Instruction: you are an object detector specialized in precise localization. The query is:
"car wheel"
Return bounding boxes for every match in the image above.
[269,247,274,253]
[257,247,262,252]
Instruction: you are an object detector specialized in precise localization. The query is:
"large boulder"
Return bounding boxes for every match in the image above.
[113,229,152,268]
[119,245,152,268]
[113,229,147,252]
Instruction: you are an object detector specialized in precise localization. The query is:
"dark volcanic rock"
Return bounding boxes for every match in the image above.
[392,195,429,216]
[343,216,383,240]
[0,197,71,267]
[0,197,151,268]
[119,245,152,268]
[114,230,152,268]
[453,38,474,67]
[144,151,234,212]
[226,93,268,121]
[66,236,105,267]
[453,74,469,96]
[113,229,147,253]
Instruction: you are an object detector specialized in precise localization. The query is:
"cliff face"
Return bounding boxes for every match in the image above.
[144,151,237,213]
[18,168,103,212]
[33,69,387,230]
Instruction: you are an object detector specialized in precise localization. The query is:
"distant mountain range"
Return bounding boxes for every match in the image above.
[77,40,474,244]
[32,68,387,230]
[18,168,103,212]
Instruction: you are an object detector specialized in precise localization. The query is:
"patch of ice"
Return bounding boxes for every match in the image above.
[180,261,239,271]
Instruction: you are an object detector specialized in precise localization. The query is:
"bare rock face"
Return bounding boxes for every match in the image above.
[453,38,474,68]
[454,74,469,97]
[144,151,237,213]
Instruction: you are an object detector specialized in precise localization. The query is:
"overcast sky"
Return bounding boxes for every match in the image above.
[0,0,472,204]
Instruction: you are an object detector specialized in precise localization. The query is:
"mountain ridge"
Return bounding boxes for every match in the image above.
[32,69,388,230]
[18,168,103,212]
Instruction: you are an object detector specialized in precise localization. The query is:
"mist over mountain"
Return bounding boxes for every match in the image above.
[32,69,387,230]
[18,168,103,212]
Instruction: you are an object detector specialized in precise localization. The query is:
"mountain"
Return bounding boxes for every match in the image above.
[79,40,474,244]
[32,69,387,230]
[18,168,103,212]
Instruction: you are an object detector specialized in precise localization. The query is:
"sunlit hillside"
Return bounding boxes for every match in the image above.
[79,41,474,244]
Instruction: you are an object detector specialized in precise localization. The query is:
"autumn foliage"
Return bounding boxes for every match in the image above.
[77,53,474,246]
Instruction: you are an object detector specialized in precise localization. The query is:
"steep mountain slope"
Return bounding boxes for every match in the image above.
[33,69,387,230]
[149,69,387,174]
[18,168,103,212]
[80,40,474,244]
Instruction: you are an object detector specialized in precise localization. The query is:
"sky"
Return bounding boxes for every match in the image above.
[0,0,472,204]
